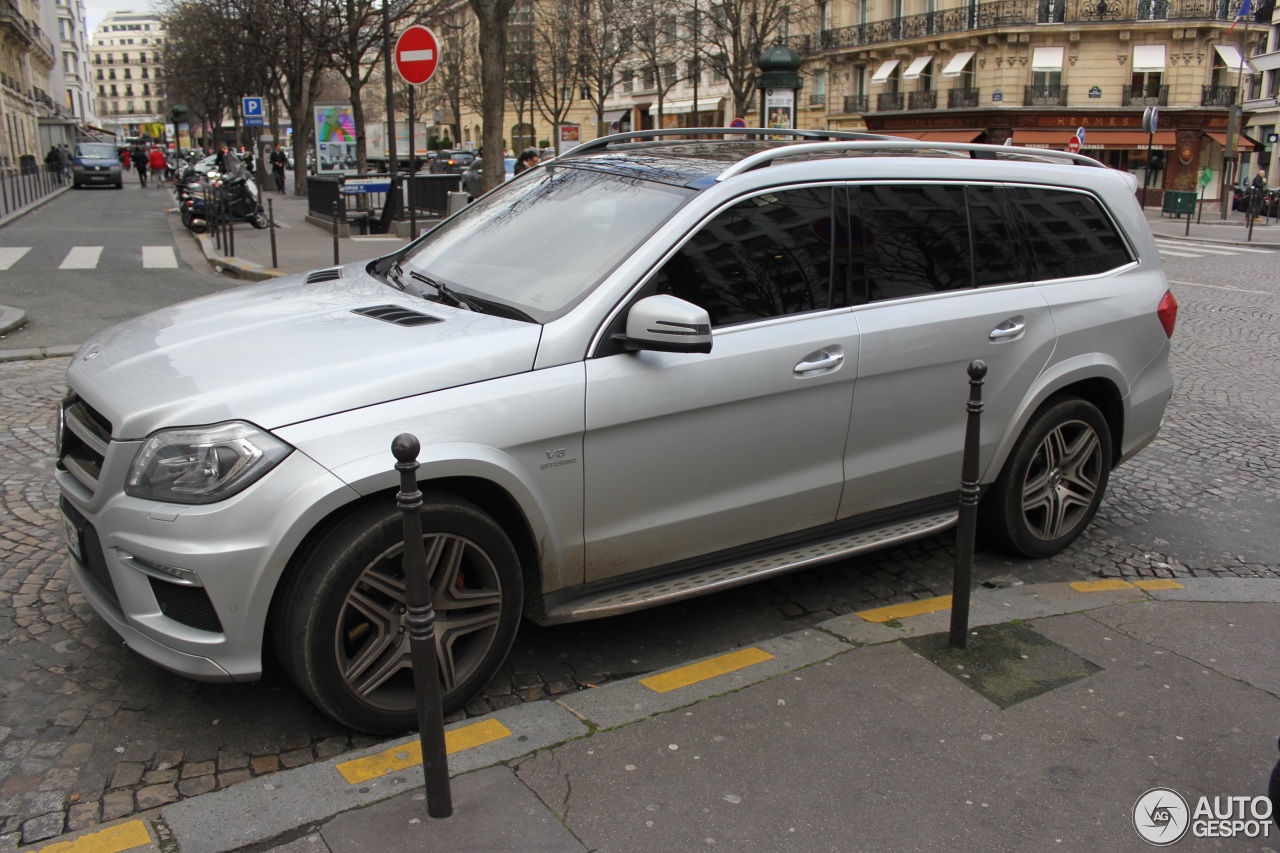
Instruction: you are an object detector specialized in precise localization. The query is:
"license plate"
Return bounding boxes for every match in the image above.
[61,509,84,562]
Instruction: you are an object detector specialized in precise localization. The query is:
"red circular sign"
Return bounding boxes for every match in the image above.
[1067,136,1081,154]
[394,25,440,86]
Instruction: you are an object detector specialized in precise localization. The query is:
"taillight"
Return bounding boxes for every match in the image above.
[1157,289,1178,338]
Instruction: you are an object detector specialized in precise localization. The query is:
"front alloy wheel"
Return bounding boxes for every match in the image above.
[276,495,523,733]
[982,396,1112,558]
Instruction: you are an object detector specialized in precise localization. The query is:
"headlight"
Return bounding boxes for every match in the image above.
[126,422,292,504]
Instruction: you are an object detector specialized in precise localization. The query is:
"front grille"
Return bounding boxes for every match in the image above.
[352,304,442,327]
[63,499,123,610]
[59,394,113,494]
[148,578,223,633]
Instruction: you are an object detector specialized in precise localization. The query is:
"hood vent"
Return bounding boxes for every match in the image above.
[351,304,443,327]
[305,268,343,284]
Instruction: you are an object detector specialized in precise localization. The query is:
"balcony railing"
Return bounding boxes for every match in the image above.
[1122,85,1169,106]
[843,94,869,113]
[877,92,905,111]
[948,88,981,108]
[908,90,938,110]
[1201,84,1238,105]
[809,92,827,106]
[789,0,1251,55]
[1025,85,1069,105]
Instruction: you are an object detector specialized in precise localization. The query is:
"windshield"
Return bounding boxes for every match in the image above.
[399,165,692,323]
[76,143,117,160]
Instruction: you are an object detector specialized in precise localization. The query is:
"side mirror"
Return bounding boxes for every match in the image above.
[614,295,712,354]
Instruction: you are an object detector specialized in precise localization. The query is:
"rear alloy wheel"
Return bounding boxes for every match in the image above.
[275,495,523,733]
[982,396,1112,558]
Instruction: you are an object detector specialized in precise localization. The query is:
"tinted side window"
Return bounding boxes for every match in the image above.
[654,188,836,327]
[967,185,1026,287]
[1011,186,1133,279]
[858,184,971,300]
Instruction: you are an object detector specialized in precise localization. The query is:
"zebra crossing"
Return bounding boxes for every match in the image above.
[1154,238,1275,260]
[0,245,179,271]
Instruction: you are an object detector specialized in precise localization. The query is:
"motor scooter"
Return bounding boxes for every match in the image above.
[181,166,268,233]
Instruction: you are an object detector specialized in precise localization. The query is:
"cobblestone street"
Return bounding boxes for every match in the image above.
[2,250,1278,847]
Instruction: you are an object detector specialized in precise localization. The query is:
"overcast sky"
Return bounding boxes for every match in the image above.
[84,0,159,34]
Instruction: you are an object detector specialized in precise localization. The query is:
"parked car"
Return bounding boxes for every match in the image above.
[70,142,123,189]
[461,157,517,197]
[430,149,475,174]
[55,129,1176,733]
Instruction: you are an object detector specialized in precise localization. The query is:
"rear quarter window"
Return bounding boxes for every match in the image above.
[1010,186,1134,279]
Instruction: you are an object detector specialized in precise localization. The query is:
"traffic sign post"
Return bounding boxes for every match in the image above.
[242,97,264,127]
[1141,107,1159,209]
[394,25,440,86]
[1067,137,1080,154]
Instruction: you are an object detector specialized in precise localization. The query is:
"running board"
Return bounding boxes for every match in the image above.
[544,510,958,623]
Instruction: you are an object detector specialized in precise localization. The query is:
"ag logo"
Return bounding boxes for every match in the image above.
[1134,787,1190,845]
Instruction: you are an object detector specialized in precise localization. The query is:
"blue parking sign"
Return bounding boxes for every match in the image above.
[243,96,264,127]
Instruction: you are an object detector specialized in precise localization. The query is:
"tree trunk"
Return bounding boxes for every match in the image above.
[470,0,515,192]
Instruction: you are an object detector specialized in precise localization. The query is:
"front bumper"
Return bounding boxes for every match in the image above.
[56,444,354,683]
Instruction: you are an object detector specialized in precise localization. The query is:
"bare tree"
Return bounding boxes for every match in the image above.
[631,3,684,128]
[577,0,634,136]
[332,0,417,173]
[532,0,580,149]
[507,3,538,151]
[702,0,809,118]
[469,0,518,191]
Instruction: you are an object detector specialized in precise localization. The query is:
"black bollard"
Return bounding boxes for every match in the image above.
[227,193,235,258]
[332,200,340,265]
[948,359,987,650]
[268,198,279,269]
[391,434,454,819]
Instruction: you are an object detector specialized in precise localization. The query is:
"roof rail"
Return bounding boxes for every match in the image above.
[715,139,1107,181]
[558,127,898,160]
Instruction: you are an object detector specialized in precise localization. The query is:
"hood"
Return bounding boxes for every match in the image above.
[67,265,542,439]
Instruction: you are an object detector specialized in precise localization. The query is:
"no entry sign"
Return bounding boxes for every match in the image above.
[394,25,440,86]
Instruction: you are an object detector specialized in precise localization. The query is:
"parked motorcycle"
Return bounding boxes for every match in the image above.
[181,165,268,233]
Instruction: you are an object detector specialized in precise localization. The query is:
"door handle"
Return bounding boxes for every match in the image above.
[794,351,844,374]
[989,320,1027,341]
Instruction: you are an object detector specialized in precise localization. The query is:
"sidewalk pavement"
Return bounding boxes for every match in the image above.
[177,187,415,282]
[17,578,1280,852]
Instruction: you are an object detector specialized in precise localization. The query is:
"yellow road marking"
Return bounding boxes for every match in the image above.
[336,718,511,784]
[35,820,150,853]
[640,647,775,694]
[1132,579,1184,591]
[856,595,952,623]
[1070,579,1136,592]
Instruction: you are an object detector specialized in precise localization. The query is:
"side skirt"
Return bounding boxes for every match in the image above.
[539,496,958,625]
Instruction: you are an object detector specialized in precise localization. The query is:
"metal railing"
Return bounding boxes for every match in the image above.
[877,92,905,111]
[1201,84,1238,105]
[1122,85,1169,106]
[1025,85,1070,106]
[843,94,870,113]
[0,163,69,219]
[948,88,981,108]
[307,173,461,235]
[908,90,938,110]
[789,0,1249,55]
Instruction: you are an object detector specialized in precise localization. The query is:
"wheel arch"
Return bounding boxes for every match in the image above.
[265,474,547,666]
[986,358,1127,485]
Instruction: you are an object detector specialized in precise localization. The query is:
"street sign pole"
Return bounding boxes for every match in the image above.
[382,2,397,186]
[1142,107,1159,209]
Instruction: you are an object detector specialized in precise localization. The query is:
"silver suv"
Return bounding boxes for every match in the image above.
[56,130,1177,732]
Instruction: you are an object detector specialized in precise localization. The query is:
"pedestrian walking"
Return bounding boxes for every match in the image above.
[148,145,168,188]
[58,144,72,178]
[132,143,149,187]
[270,145,288,194]
[121,147,131,171]
[45,145,62,177]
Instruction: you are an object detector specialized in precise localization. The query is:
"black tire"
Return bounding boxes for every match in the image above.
[981,396,1112,558]
[250,210,269,229]
[274,494,523,733]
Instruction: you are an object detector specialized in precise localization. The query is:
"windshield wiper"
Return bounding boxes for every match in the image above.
[407,270,481,312]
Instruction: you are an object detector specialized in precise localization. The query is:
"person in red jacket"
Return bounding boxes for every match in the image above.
[148,146,168,187]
